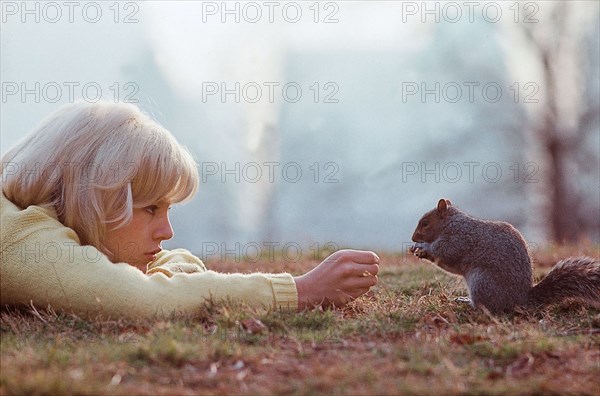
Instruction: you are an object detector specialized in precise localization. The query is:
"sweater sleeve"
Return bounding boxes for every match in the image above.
[0,195,298,319]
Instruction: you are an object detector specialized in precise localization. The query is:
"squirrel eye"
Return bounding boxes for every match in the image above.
[421,220,430,227]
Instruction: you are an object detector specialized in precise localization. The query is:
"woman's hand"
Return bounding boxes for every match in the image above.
[294,249,380,310]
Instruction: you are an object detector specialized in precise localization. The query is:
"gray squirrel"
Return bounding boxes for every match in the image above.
[409,199,600,313]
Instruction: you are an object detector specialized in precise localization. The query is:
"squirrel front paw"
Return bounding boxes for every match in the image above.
[410,242,433,260]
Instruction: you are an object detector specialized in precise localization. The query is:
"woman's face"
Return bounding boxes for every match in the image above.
[103,201,174,270]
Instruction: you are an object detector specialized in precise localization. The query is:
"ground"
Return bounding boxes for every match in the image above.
[1,244,599,395]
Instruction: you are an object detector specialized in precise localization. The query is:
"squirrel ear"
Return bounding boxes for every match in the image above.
[437,199,448,212]
[445,199,452,206]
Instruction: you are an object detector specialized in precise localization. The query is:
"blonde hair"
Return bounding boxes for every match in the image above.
[1,101,199,253]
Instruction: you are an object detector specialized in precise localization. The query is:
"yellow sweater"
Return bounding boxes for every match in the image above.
[0,193,298,319]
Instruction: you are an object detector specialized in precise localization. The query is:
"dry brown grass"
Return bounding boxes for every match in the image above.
[1,244,599,395]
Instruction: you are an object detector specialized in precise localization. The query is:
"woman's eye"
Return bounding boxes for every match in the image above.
[145,206,158,215]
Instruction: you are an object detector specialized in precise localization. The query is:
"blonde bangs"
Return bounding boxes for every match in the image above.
[130,127,199,208]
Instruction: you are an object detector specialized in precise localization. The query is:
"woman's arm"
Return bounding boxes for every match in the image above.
[149,247,380,310]
[1,195,379,318]
[0,197,297,318]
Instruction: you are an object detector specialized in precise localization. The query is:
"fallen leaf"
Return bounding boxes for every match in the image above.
[240,318,267,335]
[449,333,486,345]
[506,353,534,378]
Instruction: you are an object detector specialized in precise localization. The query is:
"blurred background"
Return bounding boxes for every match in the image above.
[2,1,599,259]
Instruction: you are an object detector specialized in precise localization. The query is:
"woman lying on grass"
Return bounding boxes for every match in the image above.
[0,101,379,319]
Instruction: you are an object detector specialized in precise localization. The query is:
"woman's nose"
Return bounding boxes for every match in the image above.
[155,214,174,241]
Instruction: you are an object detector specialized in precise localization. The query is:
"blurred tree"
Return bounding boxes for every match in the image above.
[511,1,599,243]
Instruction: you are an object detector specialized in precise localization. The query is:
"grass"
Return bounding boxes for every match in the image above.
[1,245,599,395]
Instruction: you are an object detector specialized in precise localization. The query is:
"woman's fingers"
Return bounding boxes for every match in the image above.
[355,263,379,277]
[333,249,380,265]
[348,272,378,289]
[332,263,379,292]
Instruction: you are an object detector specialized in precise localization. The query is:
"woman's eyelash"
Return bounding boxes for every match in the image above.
[144,204,172,214]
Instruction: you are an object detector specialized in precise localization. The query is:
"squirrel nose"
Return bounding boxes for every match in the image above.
[412,232,423,242]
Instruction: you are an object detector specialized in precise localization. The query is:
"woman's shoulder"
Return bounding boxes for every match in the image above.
[1,192,80,245]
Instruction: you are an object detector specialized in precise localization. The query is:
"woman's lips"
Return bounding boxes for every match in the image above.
[145,249,161,260]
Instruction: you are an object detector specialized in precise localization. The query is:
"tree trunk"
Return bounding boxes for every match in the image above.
[545,134,580,243]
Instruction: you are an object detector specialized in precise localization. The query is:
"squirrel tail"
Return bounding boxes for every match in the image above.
[528,256,600,308]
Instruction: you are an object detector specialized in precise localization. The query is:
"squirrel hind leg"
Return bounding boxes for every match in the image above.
[470,296,515,314]
[469,281,525,313]
[465,271,525,313]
